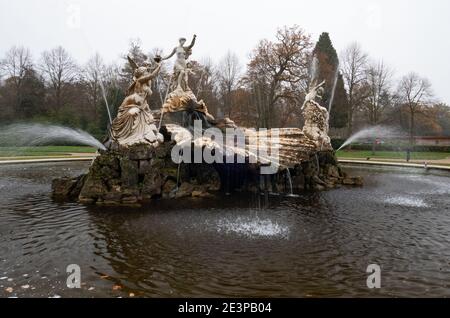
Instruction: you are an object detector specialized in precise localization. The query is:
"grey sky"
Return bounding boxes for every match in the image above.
[1,0,449,103]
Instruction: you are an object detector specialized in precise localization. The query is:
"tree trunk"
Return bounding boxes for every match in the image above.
[409,110,415,147]
[347,104,353,137]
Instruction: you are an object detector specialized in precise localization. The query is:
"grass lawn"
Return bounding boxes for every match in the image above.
[0,146,97,158]
[336,150,450,161]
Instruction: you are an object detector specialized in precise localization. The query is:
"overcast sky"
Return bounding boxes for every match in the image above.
[1,0,449,103]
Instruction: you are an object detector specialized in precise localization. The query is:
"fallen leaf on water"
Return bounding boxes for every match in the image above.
[5,287,13,293]
[129,293,135,297]
[112,285,122,291]
[21,285,30,289]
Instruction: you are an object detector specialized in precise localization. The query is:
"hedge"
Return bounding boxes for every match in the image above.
[332,139,450,153]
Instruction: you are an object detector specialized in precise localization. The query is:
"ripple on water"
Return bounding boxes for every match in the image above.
[2,163,450,297]
[215,217,290,239]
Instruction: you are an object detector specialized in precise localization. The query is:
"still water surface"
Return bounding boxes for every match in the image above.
[1,162,450,297]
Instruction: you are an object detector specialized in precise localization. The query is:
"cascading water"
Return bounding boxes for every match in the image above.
[337,125,405,151]
[158,74,174,131]
[99,80,113,125]
[0,123,106,151]
[310,55,320,84]
[196,66,206,97]
[328,63,340,113]
[285,168,294,196]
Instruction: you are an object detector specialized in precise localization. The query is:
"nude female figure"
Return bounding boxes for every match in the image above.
[162,35,197,91]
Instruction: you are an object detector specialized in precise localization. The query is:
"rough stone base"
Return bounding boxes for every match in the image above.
[52,144,362,206]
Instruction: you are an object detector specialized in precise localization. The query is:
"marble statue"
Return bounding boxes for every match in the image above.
[301,80,332,150]
[159,35,217,126]
[110,55,164,147]
[52,36,358,206]
[162,35,197,92]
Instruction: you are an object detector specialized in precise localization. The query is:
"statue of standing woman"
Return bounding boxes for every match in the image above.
[162,35,197,92]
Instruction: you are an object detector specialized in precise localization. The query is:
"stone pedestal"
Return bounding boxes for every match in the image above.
[52,139,361,207]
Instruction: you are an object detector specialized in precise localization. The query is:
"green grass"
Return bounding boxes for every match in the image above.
[0,146,97,158]
[336,150,450,161]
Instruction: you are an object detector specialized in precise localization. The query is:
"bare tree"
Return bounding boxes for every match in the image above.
[188,58,221,116]
[247,25,312,128]
[0,46,33,109]
[341,42,368,135]
[216,51,242,117]
[397,72,433,144]
[121,38,148,83]
[40,46,78,114]
[82,53,105,117]
[363,60,393,125]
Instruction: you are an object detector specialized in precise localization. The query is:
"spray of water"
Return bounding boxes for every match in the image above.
[0,123,106,150]
[310,55,320,84]
[158,74,174,130]
[216,216,290,239]
[285,169,294,196]
[328,63,340,113]
[337,125,404,151]
[196,66,206,97]
[99,80,113,125]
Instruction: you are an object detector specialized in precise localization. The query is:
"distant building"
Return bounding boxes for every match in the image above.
[330,132,450,148]
[413,136,450,146]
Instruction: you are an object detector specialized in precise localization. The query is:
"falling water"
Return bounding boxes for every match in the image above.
[310,55,320,84]
[175,148,184,192]
[158,74,174,130]
[285,168,294,196]
[176,162,182,188]
[216,217,290,239]
[328,63,340,113]
[315,153,320,175]
[99,81,113,125]
[0,123,106,150]
[196,66,206,97]
[337,125,405,151]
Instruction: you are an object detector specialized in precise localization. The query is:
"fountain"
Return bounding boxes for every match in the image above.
[52,35,363,206]
[0,123,106,151]
[328,62,340,113]
[338,125,405,151]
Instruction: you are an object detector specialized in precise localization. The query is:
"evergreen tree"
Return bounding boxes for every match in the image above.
[330,74,349,128]
[313,32,349,129]
[314,32,338,66]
